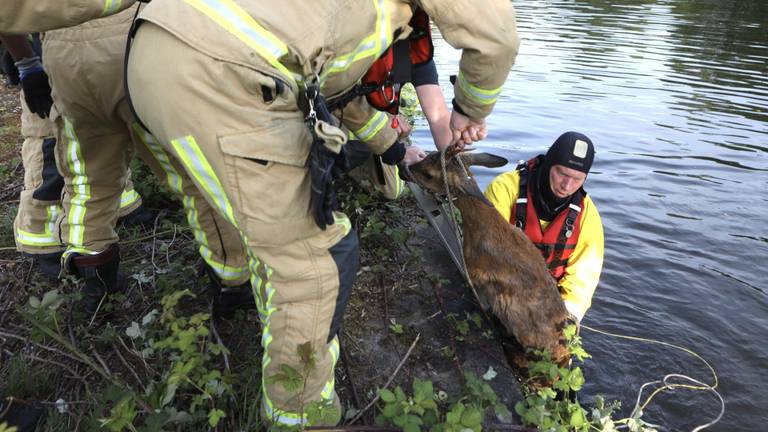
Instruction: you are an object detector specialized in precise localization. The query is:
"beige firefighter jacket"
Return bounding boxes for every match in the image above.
[0,0,137,34]
[136,0,519,122]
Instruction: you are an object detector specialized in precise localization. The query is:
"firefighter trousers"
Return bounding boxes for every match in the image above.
[42,8,249,285]
[128,23,360,426]
[13,92,143,255]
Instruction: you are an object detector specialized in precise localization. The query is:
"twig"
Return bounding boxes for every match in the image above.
[23,351,92,395]
[112,345,145,392]
[16,309,153,413]
[339,334,362,410]
[119,229,177,245]
[209,315,231,373]
[118,335,156,378]
[348,333,420,425]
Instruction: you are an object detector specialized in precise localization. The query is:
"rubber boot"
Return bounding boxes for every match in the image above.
[23,251,63,279]
[69,244,126,316]
[0,397,44,432]
[200,263,255,319]
[117,204,157,229]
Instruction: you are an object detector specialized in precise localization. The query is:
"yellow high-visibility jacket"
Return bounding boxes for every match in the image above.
[0,0,137,33]
[485,169,604,322]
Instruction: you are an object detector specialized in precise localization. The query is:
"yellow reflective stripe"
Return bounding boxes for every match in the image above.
[321,0,391,80]
[187,195,248,281]
[170,135,238,229]
[17,205,61,247]
[134,125,248,282]
[119,189,140,209]
[332,212,351,236]
[102,0,122,16]
[63,120,90,248]
[183,0,299,87]
[393,165,403,199]
[457,71,503,106]
[132,125,184,194]
[353,110,388,142]
[321,336,340,398]
[63,247,99,260]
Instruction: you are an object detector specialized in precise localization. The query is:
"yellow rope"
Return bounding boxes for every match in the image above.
[581,324,724,431]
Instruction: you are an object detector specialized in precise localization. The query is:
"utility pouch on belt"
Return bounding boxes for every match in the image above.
[305,85,349,230]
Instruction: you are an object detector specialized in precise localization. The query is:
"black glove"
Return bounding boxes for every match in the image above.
[380,140,406,165]
[308,136,349,230]
[16,57,53,119]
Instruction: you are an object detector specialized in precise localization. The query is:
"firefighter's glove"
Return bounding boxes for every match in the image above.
[16,56,52,119]
[308,120,349,230]
[380,140,406,165]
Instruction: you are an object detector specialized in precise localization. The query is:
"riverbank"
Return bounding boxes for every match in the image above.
[0,82,524,431]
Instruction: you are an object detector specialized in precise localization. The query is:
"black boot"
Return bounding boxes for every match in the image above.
[0,397,44,432]
[201,264,255,319]
[23,251,63,279]
[69,244,126,316]
[117,204,157,230]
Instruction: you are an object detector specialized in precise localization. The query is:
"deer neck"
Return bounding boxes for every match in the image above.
[455,195,505,242]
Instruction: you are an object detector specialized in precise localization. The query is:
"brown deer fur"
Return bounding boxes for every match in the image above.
[405,147,570,369]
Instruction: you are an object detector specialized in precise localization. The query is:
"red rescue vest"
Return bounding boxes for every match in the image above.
[360,8,434,115]
[512,157,585,281]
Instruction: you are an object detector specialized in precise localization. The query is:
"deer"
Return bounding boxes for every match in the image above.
[403,145,571,377]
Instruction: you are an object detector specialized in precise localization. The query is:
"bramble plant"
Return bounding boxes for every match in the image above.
[375,373,511,432]
[515,324,658,432]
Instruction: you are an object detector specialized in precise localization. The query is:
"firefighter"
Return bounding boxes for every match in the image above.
[343,8,450,200]
[126,0,519,425]
[0,8,254,317]
[0,33,155,278]
[485,132,605,323]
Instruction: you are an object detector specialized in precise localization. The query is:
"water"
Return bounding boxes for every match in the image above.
[413,1,768,430]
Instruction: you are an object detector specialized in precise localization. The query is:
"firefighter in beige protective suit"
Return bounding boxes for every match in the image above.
[1,33,154,277]
[0,5,254,317]
[124,0,519,426]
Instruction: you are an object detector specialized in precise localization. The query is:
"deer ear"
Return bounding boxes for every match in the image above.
[467,153,508,168]
[444,143,463,161]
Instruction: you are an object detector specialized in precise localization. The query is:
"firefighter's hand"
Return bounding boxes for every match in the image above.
[394,114,412,140]
[17,58,52,119]
[449,110,487,149]
[401,145,427,166]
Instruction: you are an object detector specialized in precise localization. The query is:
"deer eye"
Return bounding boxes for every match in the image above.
[423,172,433,180]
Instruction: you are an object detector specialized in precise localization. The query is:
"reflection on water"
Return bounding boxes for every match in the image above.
[419,0,768,430]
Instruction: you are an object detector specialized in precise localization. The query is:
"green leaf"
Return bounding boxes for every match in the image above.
[379,388,396,403]
[208,408,226,427]
[460,406,482,427]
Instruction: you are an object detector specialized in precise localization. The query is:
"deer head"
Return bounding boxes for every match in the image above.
[404,144,508,205]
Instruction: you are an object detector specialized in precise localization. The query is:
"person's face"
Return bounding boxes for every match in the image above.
[549,164,587,199]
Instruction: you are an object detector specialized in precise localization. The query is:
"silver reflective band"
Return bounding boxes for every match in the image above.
[516,198,528,204]
[569,203,582,212]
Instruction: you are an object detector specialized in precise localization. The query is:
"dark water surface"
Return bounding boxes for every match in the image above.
[414,1,768,430]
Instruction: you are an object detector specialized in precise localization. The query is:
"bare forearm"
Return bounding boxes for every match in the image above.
[415,84,452,150]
